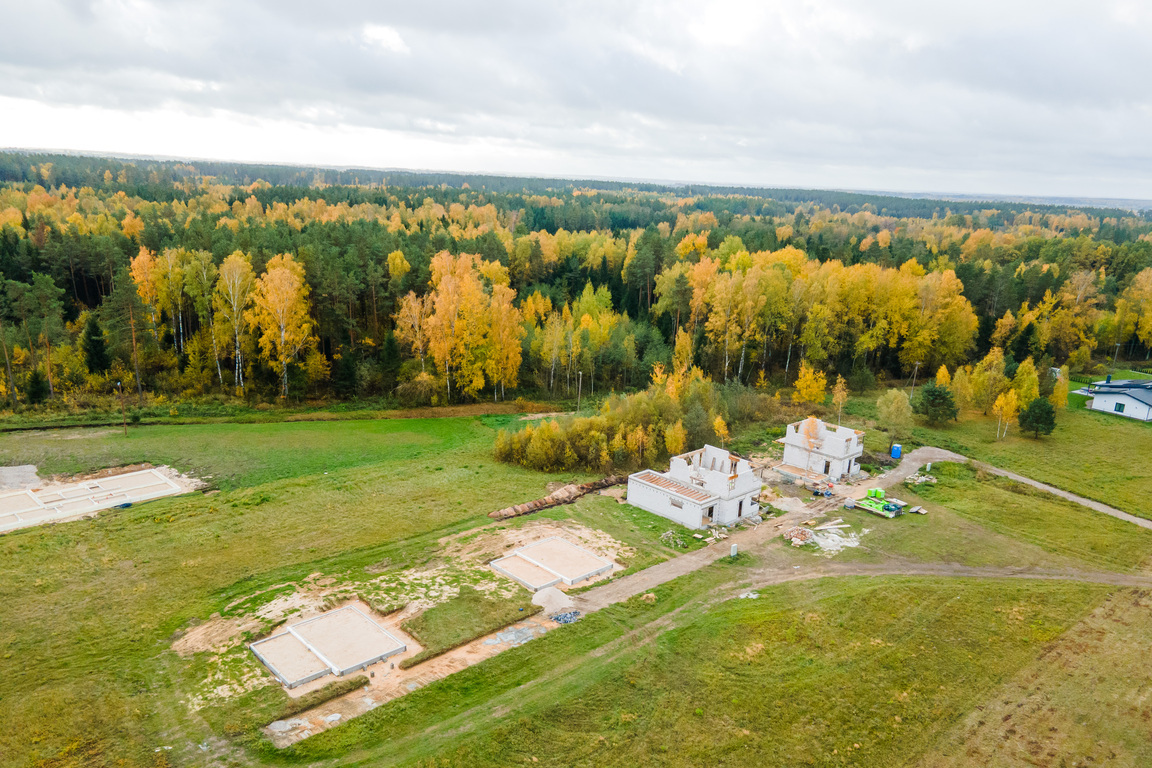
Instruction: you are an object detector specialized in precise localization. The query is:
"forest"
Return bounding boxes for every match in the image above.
[0,150,1150,412]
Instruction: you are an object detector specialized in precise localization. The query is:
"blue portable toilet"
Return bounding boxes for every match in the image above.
[891,443,902,459]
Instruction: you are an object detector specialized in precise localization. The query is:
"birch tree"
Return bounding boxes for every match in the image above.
[213,251,255,392]
[246,254,314,398]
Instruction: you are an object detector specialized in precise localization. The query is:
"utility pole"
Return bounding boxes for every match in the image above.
[909,361,922,401]
[576,370,582,414]
[117,381,127,437]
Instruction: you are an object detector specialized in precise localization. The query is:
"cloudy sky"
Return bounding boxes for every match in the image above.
[2,0,1150,198]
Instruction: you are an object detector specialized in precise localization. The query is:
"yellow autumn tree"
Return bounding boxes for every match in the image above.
[1049,365,1070,410]
[993,389,1020,440]
[831,374,849,425]
[1012,356,1040,406]
[951,365,973,413]
[935,365,951,388]
[386,250,410,291]
[129,246,161,338]
[395,291,432,371]
[426,251,489,400]
[485,284,523,400]
[213,251,255,392]
[713,416,729,448]
[246,253,314,398]
[793,360,827,404]
[664,420,687,456]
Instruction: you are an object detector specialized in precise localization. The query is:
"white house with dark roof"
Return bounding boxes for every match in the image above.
[626,445,760,529]
[1086,379,1152,422]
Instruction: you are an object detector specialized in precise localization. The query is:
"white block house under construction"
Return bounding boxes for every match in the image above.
[626,445,760,529]
[774,416,864,483]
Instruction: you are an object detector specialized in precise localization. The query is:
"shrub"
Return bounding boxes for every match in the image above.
[396,371,437,407]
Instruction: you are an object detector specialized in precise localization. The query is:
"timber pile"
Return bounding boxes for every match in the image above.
[489,475,626,519]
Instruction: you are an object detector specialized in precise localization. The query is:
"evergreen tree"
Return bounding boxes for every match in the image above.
[1018,397,1056,438]
[914,381,959,425]
[25,368,48,404]
[81,313,112,374]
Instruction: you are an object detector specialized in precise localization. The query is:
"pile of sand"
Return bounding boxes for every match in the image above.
[531,587,574,616]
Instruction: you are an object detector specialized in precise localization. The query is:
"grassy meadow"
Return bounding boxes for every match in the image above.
[0,406,1148,767]
[363,576,1107,767]
[0,415,567,766]
[843,392,1152,517]
[827,461,1152,573]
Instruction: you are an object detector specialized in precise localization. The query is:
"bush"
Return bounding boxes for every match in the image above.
[396,371,438,407]
[848,367,876,393]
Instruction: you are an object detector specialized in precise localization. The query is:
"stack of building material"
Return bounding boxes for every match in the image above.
[488,476,625,519]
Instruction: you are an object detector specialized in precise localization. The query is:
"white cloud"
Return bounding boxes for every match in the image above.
[0,1,1148,199]
[360,23,409,54]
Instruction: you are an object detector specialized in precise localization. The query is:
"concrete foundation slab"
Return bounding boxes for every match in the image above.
[251,606,407,689]
[491,554,562,590]
[490,536,615,591]
[0,469,185,534]
[516,537,614,584]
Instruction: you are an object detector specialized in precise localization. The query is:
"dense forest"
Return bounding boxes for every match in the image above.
[0,150,1150,410]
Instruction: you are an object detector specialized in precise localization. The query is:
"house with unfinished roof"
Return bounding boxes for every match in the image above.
[626,444,760,529]
[774,416,864,483]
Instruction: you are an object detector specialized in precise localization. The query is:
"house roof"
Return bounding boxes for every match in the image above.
[630,470,718,504]
[1092,380,1152,407]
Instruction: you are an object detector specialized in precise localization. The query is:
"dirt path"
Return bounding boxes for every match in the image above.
[737,560,1152,591]
[877,447,1152,531]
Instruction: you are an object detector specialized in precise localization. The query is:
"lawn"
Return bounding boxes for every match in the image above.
[920,587,1152,767]
[829,462,1152,573]
[400,586,540,668]
[842,393,1152,518]
[362,576,1108,767]
[0,415,565,767]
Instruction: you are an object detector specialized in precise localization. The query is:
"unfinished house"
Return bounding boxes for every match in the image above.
[626,445,760,529]
[775,416,864,483]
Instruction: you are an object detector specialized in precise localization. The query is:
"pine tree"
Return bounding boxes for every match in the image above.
[914,381,959,425]
[81,313,112,374]
[1018,397,1056,438]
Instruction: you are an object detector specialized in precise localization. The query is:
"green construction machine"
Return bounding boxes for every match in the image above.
[846,488,908,519]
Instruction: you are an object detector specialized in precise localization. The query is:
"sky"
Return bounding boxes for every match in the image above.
[1,0,1150,199]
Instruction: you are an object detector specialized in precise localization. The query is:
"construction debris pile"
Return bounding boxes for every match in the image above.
[551,611,581,624]
[904,473,938,486]
[783,518,865,553]
[783,526,815,546]
[659,530,689,549]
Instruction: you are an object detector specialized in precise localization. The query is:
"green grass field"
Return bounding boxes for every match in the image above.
[843,393,1152,517]
[831,462,1152,573]
[364,576,1106,767]
[400,586,540,668]
[0,415,566,767]
[0,407,1148,767]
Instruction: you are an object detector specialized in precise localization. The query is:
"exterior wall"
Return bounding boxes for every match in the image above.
[781,419,864,480]
[1088,393,1152,421]
[668,446,760,499]
[625,477,707,529]
[711,491,759,525]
